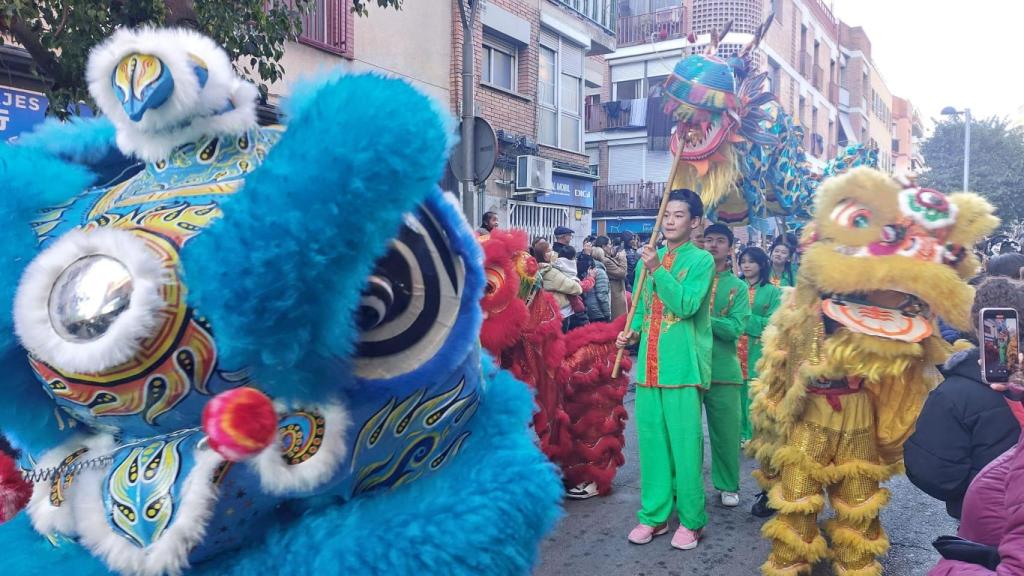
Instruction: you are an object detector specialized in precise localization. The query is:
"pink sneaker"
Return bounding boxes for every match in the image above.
[670,526,702,550]
[627,523,669,544]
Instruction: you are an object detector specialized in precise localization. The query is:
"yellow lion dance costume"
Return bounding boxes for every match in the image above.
[748,168,997,576]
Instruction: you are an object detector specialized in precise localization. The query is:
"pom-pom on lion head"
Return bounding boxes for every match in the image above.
[800,167,998,340]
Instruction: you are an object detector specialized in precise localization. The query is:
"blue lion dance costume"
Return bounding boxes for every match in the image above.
[0,27,561,575]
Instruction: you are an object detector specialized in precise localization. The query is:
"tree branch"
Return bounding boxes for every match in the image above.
[0,15,61,85]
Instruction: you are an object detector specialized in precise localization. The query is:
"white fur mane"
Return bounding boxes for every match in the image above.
[87,27,258,163]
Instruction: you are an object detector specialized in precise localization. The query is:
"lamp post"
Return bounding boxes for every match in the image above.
[941,106,971,192]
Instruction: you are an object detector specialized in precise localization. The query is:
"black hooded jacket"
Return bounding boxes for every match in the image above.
[904,348,1021,519]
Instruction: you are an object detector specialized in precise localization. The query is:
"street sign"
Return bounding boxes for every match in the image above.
[449,116,497,185]
[0,86,47,142]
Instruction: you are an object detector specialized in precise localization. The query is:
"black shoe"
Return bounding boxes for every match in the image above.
[751,491,776,518]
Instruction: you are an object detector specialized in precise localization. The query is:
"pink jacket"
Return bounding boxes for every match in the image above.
[929,429,1024,575]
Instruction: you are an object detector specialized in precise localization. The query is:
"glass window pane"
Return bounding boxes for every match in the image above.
[539,108,557,146]
[561,115,581,152]
[539,47,556,106]
[561,74,580,113]
[493,50,513,90]
[482,47,492,83]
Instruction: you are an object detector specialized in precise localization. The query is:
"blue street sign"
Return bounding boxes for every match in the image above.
[537,172,594,209]
[0,86,47,141]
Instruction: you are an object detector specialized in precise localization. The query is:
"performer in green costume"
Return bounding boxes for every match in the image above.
[701,223,750,508]
[617,189,713,551]
[736,246,782,443]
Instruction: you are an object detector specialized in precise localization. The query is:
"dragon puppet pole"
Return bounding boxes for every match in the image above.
[612,147,684,379]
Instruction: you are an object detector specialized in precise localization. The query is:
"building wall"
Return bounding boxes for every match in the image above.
[838,22,895,173]
[272,3,451,107]
[449,0,608,243]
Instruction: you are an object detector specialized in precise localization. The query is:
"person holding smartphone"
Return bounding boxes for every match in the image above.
[905,276,1024,520]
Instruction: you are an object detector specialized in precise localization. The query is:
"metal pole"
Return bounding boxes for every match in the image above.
[458,1,478,225]
[963,108,971,192]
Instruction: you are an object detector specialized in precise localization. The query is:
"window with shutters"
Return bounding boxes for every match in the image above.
[538,29,585,152]
[608,144,645,184]
[482,34,517,92]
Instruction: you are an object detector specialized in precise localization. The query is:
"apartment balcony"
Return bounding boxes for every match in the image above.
[585,96,674,134]
[829,81,839,102]
[555,0,615,30]
[552,0,618,53]
[595,182,665,216]
[616,6,687,48]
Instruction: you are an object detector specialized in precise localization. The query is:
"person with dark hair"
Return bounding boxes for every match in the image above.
[905,276,1024,520]
[621,231,641,292]
[768,235,797,287]
[585,247,612,323]
[987,252,1024,279]
[603,234,629,319]
[477,211,498,236]
[736,246,782,445]
[615,188,714,550]
[701,222,751,508]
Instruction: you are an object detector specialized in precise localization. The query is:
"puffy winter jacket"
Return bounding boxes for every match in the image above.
[539,263,581,316]
[584,261,611,321]
[604,247,628,319]
[928,430,1024,575]
[905,348,1022,519]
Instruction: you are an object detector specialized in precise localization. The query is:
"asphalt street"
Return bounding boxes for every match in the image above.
[534,387,957,576]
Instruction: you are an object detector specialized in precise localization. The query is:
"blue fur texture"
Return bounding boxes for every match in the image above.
[0,129,107,452]
[180,73,452,400]
[0,355,564,575]
[16,117,116,164]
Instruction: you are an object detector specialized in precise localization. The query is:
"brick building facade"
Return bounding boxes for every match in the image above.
[448,0,618,244]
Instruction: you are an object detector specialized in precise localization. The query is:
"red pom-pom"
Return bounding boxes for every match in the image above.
[0,450,31,524]
[201,387,278,462]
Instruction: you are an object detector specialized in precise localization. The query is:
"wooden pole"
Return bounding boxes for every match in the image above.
[612,147,686,378]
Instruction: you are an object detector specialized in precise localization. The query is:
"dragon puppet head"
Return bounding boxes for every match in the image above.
[797,168,997,379]
[665,16,776,214]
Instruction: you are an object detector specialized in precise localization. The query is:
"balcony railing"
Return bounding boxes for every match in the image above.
[554,0,616,32]
[585,96,675,136]
[617,7,687,48]
[595,182,665,214]
[294,0,348,56]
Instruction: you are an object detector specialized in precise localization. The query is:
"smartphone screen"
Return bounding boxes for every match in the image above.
[981,308,1020,383]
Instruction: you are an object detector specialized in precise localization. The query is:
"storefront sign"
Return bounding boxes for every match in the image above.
[0,86,94,142]
[0,87,47,141]
[536,172,594,209]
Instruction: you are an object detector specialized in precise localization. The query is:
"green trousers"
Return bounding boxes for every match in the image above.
[740,380,753,442]
[703,383,741,492]
[635,386,707,530]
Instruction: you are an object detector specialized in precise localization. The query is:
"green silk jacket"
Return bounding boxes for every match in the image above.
[740,281,782,381]
[630,242,714,389]
[708,269,750,385]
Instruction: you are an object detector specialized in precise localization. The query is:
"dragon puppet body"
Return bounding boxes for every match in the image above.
[748,168,997,575]
[478,229,630,496]
[0,27,561,576]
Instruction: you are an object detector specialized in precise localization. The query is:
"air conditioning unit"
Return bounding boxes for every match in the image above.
[515,155,553,193]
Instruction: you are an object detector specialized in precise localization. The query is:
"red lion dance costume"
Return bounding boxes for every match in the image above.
[478,229,630,496]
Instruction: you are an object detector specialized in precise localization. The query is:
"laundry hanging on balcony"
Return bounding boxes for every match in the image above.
[646,95,671,151]
[627,98,647,127]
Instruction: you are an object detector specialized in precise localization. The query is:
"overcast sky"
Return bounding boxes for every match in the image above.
[830,0,1023,124]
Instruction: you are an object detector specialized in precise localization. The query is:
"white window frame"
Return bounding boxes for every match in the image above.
[538,31,584,153]
[482,34,518,93]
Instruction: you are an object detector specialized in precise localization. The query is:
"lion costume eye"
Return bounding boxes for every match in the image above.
[830,199,874,229]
